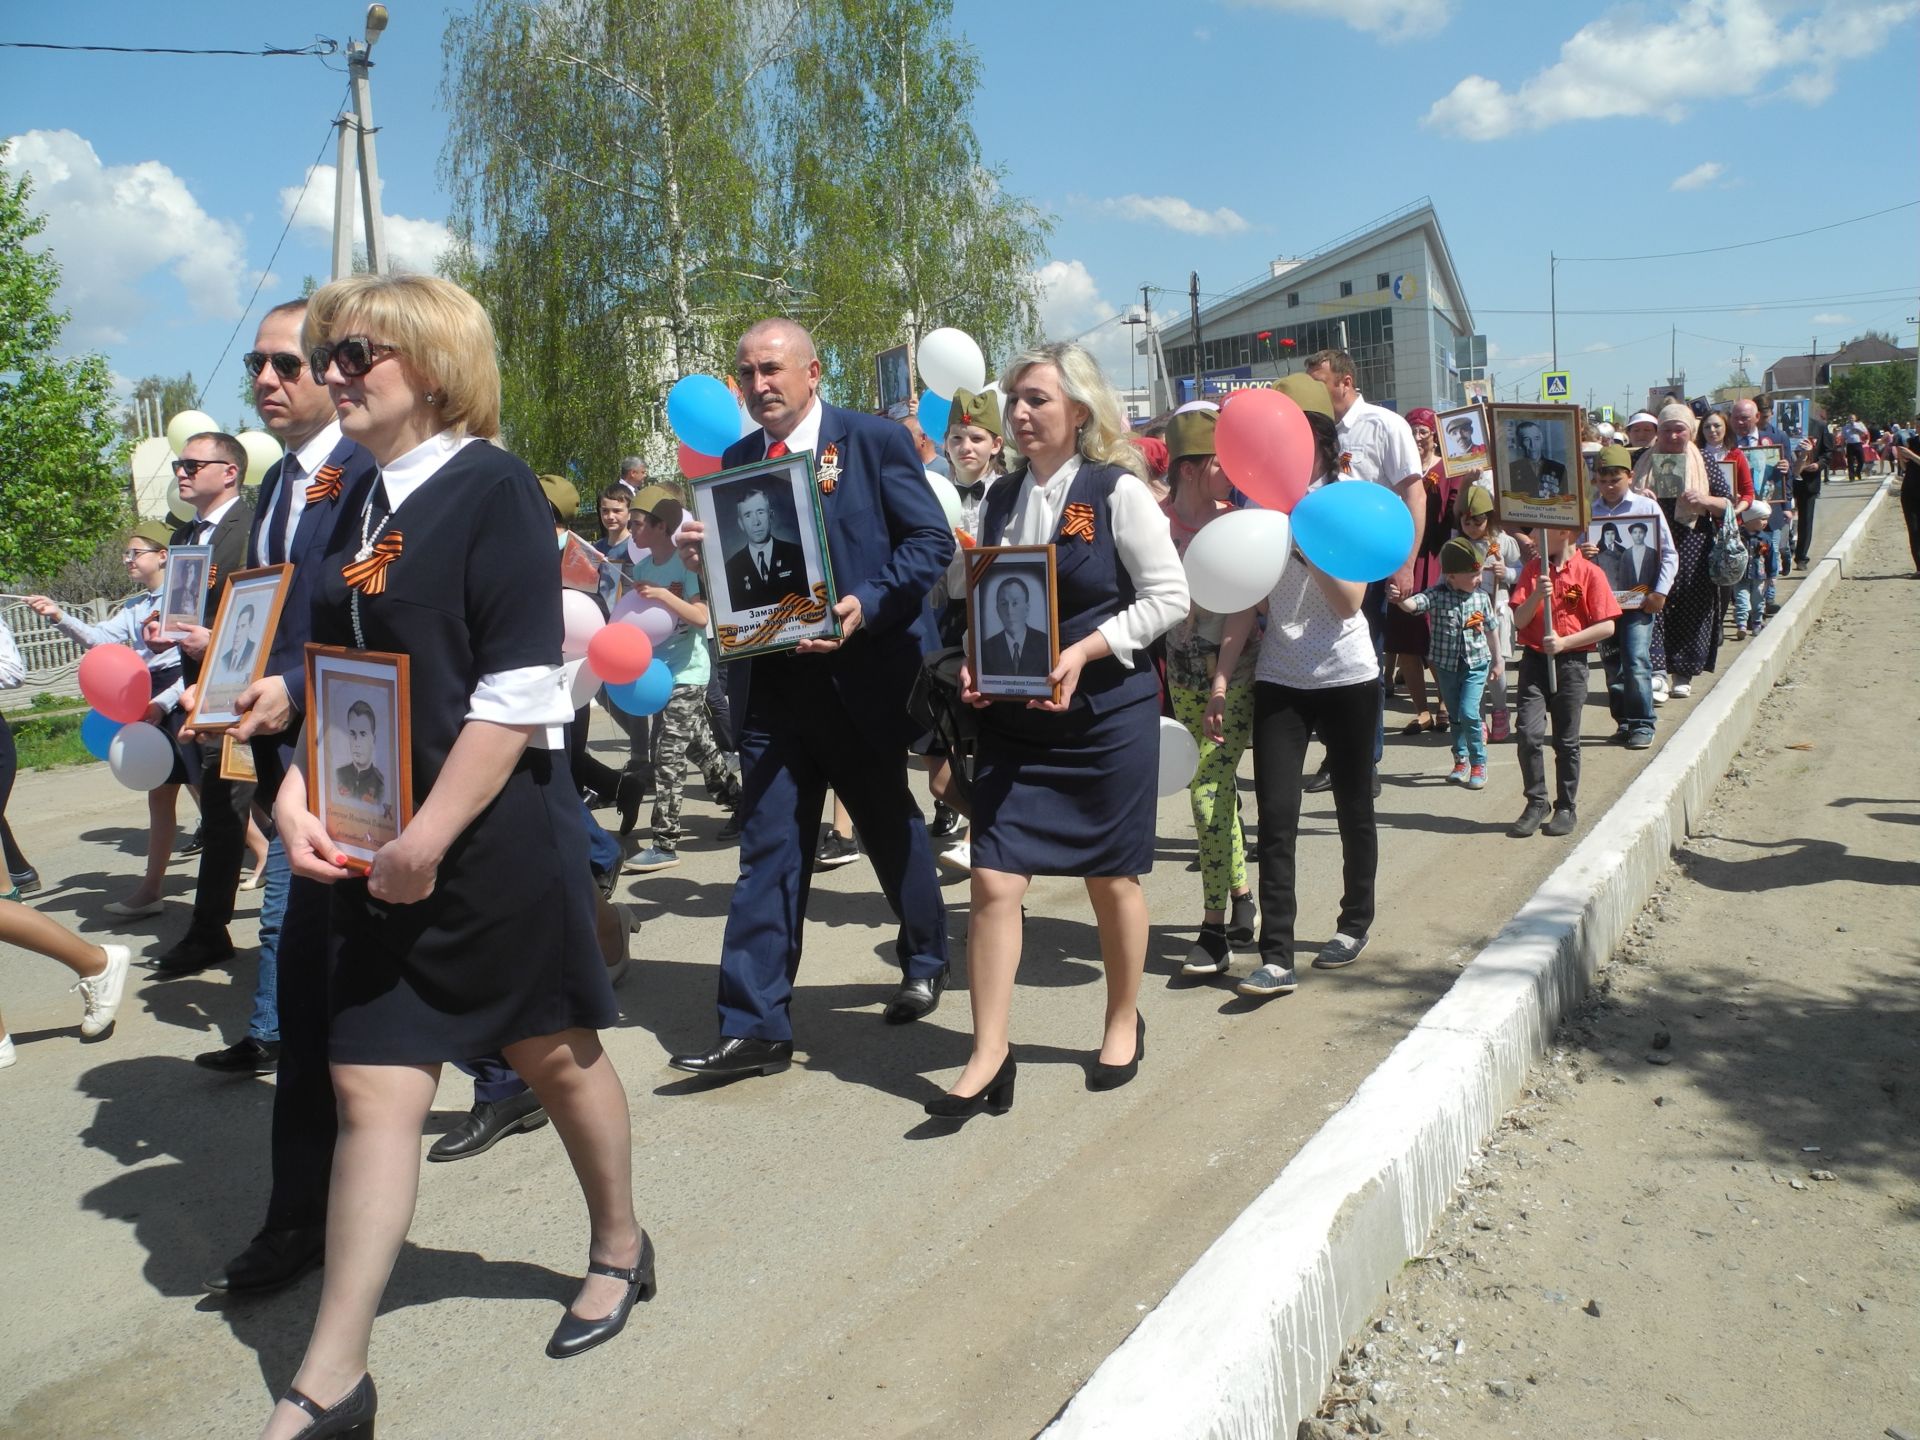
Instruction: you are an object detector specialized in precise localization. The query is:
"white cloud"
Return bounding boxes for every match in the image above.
[1669,160,1725,191]
[0,129,252,346]
[1232,0,1452,38]
[1424,0,1920,141]
[280,164,456,275]
[1032,258,1139,381]
[1581,341,1614,353]
[1096,193,1250,237]
[1811,312,1851,325]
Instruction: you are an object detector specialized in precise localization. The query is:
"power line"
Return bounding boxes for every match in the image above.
[1556,200,1917,263]
[193,92,348,412]
[0,38,337,59]
[1475,287,1915,318]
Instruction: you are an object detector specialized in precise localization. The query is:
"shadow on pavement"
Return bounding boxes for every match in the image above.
[1678,832,1920,892]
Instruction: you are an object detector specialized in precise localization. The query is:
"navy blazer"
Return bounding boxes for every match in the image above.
[720,402,953,745]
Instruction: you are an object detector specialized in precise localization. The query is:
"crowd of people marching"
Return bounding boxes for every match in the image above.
[0,269,1910,1438]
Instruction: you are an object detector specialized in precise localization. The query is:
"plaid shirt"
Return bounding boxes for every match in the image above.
[1405,583,1494,672]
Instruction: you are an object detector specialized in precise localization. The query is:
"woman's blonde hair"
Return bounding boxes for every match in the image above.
[999,341,1146,480]
[304,273,502,439]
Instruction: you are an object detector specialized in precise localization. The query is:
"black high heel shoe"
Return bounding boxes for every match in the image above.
[924,1053,1017,1119]
[546,1231,657,1359]
[281,1372,376,1438]
[1090,1011,1145,1091]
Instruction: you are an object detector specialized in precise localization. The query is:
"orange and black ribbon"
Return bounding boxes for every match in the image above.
[1060,502,1096,544]
[342,532,403,595]
[716,581,831,652]
[1559,582,1583,606]
[306,463,344,505]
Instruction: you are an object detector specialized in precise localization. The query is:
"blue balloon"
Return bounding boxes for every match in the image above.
[81,709,124,761]
[606,659,674,717]
[917,390,951,442]
[666,375,741,458]
[1290,480,1417,584]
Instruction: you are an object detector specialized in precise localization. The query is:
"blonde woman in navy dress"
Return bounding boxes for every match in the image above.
[260,275,648,1440]
[929,342,1187,1118]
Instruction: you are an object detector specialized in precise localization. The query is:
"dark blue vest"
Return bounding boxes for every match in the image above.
[981,461,1160,716]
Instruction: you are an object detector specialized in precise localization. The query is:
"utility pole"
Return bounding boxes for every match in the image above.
[1189,272,1204,406]
[1809,335,1819,417]
[332,5,392,279]
[1139,284,1159,414]
[1549,253,1558,372]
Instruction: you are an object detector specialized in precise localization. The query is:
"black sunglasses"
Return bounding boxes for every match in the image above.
[308,335,402,384]
[171,457,234,477]
[243,350,304,381]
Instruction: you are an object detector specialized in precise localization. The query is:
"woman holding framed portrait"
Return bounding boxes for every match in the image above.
[260,274,647,1440]
[932,342,1186,1118]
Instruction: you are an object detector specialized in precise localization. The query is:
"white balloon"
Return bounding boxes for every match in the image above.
[610,589,677,645]
[565,657,603,708]
[108,722,177,791]
[1183,508,1292,614]
[165,409,219,454]
[129,437,177,520]
[561,589,605,657]
[927,473,963,528]
[1173,400,1220,416]
[236,429,285,488]
[917,327,986,399]
[1157,717,1200,797]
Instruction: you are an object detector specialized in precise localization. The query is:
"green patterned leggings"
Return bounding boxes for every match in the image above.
[1170,682,1255,910]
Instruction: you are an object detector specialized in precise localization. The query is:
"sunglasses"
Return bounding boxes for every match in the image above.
[243,350,304,381]
[171,457,234,477]
[308,335,402,384]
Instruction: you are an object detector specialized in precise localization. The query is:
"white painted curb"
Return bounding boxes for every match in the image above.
[1043,481,1895,1440]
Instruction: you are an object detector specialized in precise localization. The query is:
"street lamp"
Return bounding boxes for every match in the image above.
[332,5,392,278]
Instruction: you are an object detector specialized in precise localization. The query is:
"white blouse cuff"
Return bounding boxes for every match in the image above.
[468,665,572,750]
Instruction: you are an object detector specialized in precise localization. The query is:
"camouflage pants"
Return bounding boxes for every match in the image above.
[650,684,731,850]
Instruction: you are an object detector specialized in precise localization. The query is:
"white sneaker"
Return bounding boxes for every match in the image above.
[74,943,132,1038]
[936,840,972,874]
[1669,680,1693,699]
[1651,675,1669,706]
[0,1033,14,1068]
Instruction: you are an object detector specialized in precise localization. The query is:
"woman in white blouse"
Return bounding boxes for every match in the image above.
[259,274,647,1440]
[930,342,1187,1118]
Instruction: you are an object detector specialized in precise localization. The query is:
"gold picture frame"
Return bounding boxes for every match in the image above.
[1488,403,1589,530]
[187,564,293,732]
[304,644,414,874]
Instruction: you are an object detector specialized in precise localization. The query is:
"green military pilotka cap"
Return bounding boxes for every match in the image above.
[1272,372,1335,421]
[1166,408,1217,463]
[127,520,173,549]
[1440,536,1482,574]
[948,386,1002,437]
[1596,443,1634,472]
[536,473,580,520]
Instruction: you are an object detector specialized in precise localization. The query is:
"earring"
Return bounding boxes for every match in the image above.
[424,391,439,404]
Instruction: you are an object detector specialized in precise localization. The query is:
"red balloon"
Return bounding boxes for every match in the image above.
[78,644,152,724]
[1215,388,1315,513]
[585,621,654,685]
[678,442,723,479]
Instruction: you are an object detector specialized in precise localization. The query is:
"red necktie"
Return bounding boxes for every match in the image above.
[766,440,788,459]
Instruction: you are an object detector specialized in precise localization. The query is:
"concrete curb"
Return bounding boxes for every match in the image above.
[1043,481,1895,1440]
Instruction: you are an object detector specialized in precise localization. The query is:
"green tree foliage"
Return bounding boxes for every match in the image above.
[120,373,199,439]
[439,0,1049,479]
[0,173,129,584]
[1820,360,1917,429]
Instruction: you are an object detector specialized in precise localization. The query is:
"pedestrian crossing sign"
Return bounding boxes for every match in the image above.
[1542,371,1571,400]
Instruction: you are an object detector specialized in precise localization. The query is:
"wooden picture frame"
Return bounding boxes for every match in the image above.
[1436,404,1490,479]
[304,644,414,874]
[965,544,1061,703]
[875,342,914,415]
[1488,403,1589,530]
[692,450,841,661]
[158,543,213,638]
[187,564,292,731]
[219,731,258,783]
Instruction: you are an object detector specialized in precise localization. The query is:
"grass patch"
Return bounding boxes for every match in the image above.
[10,708,96,771]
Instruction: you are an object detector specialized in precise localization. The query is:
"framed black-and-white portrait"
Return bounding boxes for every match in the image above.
[1644,451,1690,501]
[1437,404,1489,479]
[875,343,913,415]
[304,644,413,873]
[158,543,213,638]
[1488,403,1588,530]
[1586,517,1657,609]
[188,564,292,731]
[1771,397,1807,439]
[965,545,1060,703]
[692,452,839,661]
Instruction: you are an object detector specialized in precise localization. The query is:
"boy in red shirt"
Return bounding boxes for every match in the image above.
[1507,528,1621,838]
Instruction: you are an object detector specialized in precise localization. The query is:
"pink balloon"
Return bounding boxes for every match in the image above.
[610,589,678,645]
[1216,388,1314,513]
[678,442,722,479]
[586,621,654,684]
[560,589,604,657]
[79,644,152,724]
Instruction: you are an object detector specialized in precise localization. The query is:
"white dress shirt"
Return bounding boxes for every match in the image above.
[1336,393,1422,491]
[255,419,344,567]
[751,397,823,457]
[994,453,1187,666]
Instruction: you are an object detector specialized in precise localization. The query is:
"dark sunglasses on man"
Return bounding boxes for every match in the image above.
[171,457,235,477]
[307,336,402,385]
[243,350,305,381]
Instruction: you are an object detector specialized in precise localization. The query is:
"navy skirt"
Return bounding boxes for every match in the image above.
[970,691,1159,877]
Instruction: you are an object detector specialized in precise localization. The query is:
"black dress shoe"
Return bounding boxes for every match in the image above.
[1090,1011,1145,1091]
[883,967,947,1025]
[151,929,235,978]
[428,1090,549,1162]
[667,1036,793,1078]
[195,1036,281,1074]
[615,770,645,836]
[924,1052,1016,1119]
[204,1224,326,1294]
[1302,767,1333,794]
[547,1232,656,1359]
[716,812,744,841]
[280,1372,376,1438]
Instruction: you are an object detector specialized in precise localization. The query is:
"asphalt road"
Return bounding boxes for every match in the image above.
[0,479,1880,1439]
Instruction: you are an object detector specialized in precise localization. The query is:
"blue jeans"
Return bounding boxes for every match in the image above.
[248,838,288,1043]
[1602,609,1656,740]
[1732,558,1768,630]
[1432,662,1488,768]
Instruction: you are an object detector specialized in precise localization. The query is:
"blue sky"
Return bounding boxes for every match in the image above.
[5,0,1917,434]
